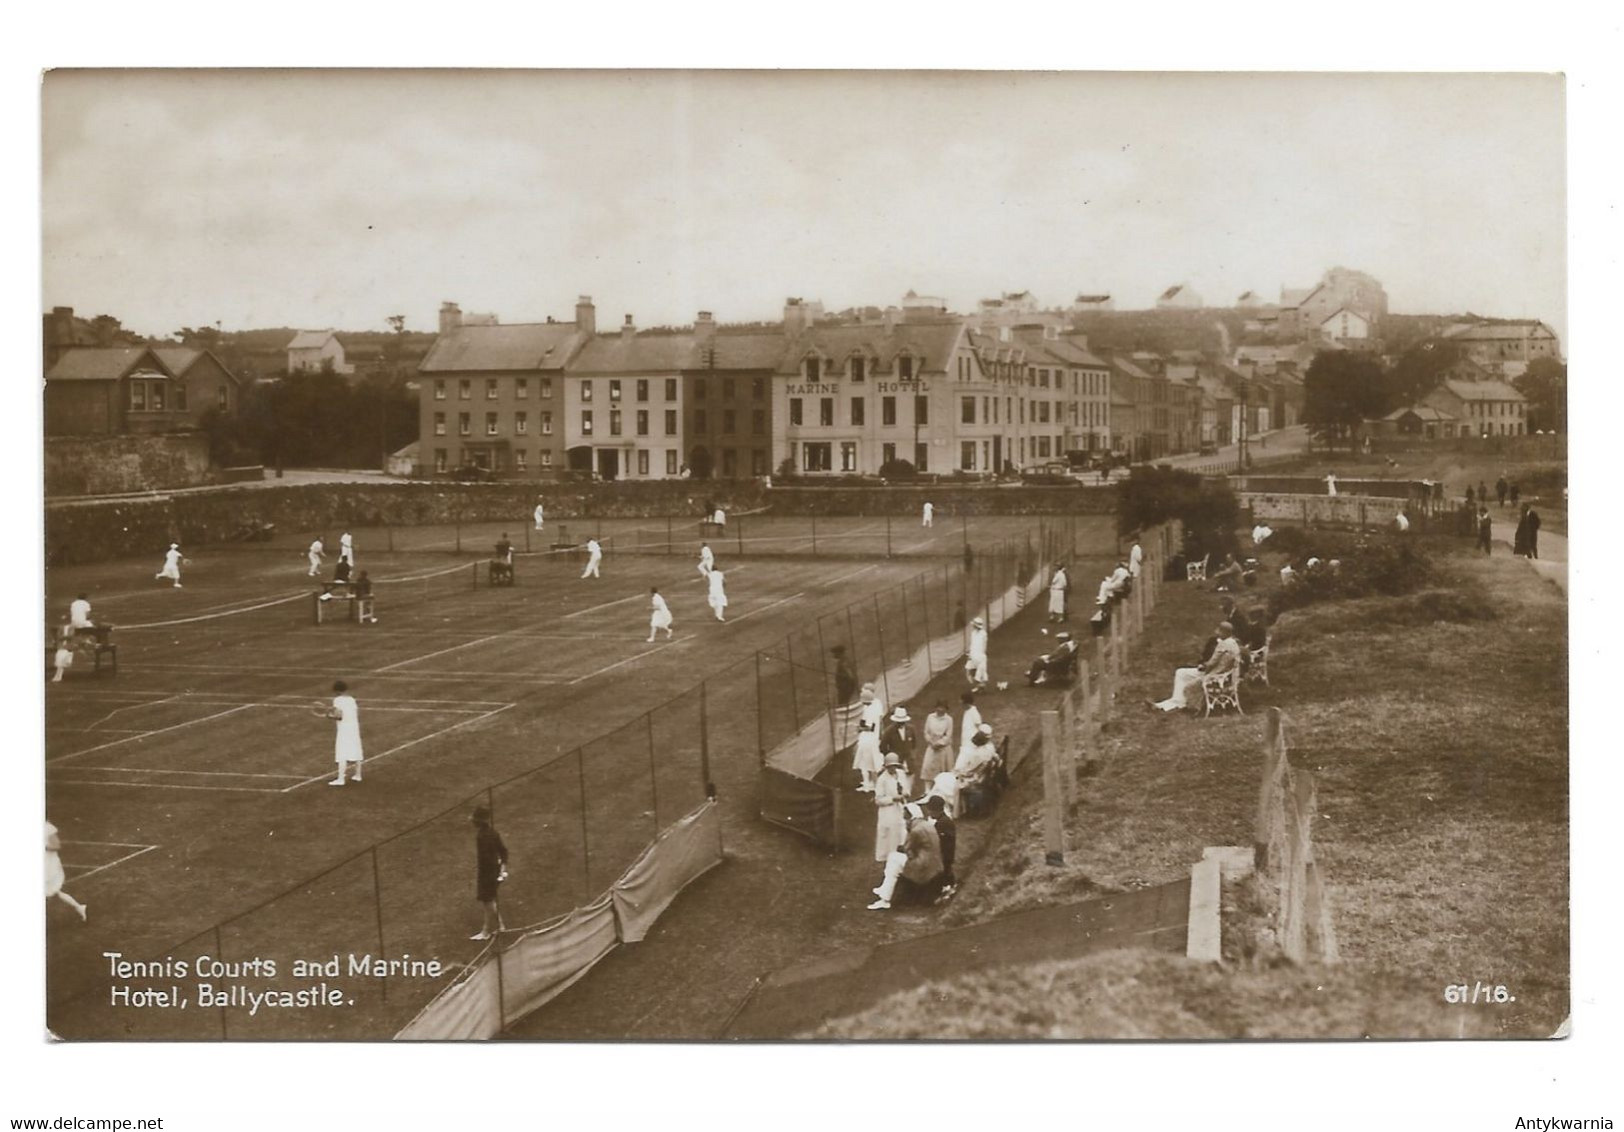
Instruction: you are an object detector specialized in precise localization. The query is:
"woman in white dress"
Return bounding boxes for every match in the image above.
[920,701,955,782]
[155,543,184,588]
[648,587,674,641]
[45,822,88,921]
[326,680,364,786]
[533,500,546,532]
[706,569,728,622]
[922,502,934,528]
[851,683,886,792]
[957,690,984,767]
[1047,565,1069,622]
[872,754,909,862]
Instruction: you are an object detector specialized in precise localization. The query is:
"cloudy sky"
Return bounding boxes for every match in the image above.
[42,70,1566,342]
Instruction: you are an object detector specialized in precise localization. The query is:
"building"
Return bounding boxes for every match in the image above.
[1420,379,1529,437]
[1440,320,1562,366]
[1071,294,1115,312]
[1276,267,1387,340]
[416,298,593,477]
[1377,405,1459,440]
[45,346,183,436]
[685,315,784,480]
[1156,283,1203,310]
[1317,307,1373,345]
[286,330,354,374]
[1011,327,1112,457]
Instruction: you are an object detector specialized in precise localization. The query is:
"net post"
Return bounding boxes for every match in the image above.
[885,511,892,558]
[736,515,744,558]
[370,845,388,1004]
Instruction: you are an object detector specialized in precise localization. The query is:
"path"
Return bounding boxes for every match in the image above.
[723,878,1190,1038]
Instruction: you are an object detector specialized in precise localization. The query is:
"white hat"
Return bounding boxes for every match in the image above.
[976,722,993,736]
[889,706,911,723]
[169,543,179,549]
[972,616,985,627]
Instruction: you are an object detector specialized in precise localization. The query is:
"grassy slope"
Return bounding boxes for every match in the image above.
[813,536,1568,1038]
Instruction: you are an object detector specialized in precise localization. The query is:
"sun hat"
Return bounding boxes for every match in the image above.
[883,753,904,769]
[889,707,911,723]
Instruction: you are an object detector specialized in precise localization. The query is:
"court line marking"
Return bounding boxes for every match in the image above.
[56,689,513,707]
[282,703,517,791]
[50,779,281,794]
[373,631,511,672]
[723,590,808,625]
[45,704,258,764]
[60,766,308,779]
[60,843,158,882]
[568,642,673,685]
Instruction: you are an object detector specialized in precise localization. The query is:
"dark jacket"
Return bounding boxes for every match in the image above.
[475,825,508,898]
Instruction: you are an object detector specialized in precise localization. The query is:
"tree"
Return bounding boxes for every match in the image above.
[1383,338,1461,408]
[687,446,714,479]
[1117,465,1240,561]
[1304,351,1386,446]
[1515,357,1567,433]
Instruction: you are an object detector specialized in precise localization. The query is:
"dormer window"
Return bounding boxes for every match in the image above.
[897,355,915,381]
[803,356,822,381]
[850,356,866,382]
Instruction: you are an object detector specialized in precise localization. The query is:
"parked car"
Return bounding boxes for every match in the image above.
[1020,463,1079,486]
[446,464,495,482]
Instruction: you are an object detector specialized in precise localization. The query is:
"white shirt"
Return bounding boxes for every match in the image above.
[1097,578,1114,605]
[1252,525,1273,544]
[968,627,988,662]
[699,546,714,568]
[1129,544,1143,577]
[70,598,92,626]
[340,533,353,551]
[1395,513,1410,532]
[923,503,933,517]
[310,540,324,556]
[1050,570,1067,593]
[651,593,670,616]
[708,570,726,598]
[534,504,545,522]
[164,548,182,568]
[713,509,726,525]
[586,539,602,557]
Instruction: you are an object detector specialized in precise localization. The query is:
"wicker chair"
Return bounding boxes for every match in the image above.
[1185,553,1210,583]
[1244,638,1271,686]
[1201,666,1243,717]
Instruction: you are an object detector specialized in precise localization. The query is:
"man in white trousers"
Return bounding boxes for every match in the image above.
[533,499,546,533]
[581,537,603,579]
[697,542,714,578]
[339,531,355,567]
[307,537,326,577]
[965,616,989,690]
[707,568,728,622]
[922,501,934,528]
[1129,539,1143,581]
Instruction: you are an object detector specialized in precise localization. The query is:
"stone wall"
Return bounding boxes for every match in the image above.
[1240,492,1408,529]
[44,433,212,497]
[44,479,1116,566]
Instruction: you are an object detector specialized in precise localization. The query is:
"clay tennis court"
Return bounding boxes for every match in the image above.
[44,512,1116,1037]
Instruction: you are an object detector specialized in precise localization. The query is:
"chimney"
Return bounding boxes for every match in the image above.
[783,297,808,335]
[882,306,900,330]
[621,313,636,340]
[575,296,596,336]
[44,306,75,368]
[1043,324,1059,341]
[438,301,462,335]
[695,311,716,343]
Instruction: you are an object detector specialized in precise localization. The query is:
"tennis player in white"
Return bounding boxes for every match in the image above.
[707,568,728,622]
[648,587,674,641]
[581,537,603,579]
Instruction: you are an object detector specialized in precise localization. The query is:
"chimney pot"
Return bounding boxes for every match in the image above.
[574,296,596,336]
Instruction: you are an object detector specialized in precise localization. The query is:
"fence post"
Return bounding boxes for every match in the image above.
[699,678,714,800]
[872,593,890,706]
[1040,710,1065,865]
[370,846,388,1004]
[1282,770,1316,963]
[886,511,893,558]
[921,573,934,673]
[1255,707,1286,871]
[646,711,659,834]
[576,751,591,898]
[754,651,766,766]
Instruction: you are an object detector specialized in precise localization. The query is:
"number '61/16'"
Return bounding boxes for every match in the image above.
[1444,983,1514,1004]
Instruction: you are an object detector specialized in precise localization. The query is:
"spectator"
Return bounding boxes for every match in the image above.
[1210,554,1244,591]
[880,706,918,784]
[1509,480,1521,507]
[965,616,989,691]
[1496,475,1509,507]
[923,795,957,898]
[1478,481,1489,509]
[868,804,944,910]
[872,753,909,862]
[1465,485,1476,508]
[852,683,886,793]
[1395,509,1410,533]
[51,624,75,684]
[920,702,955,783]
[353,571,377,625]
[957,727,1005,818]
[1251,523,1273,546]
[469,805,508,941]
[1047,564,1070,623]
[1128,538,1144,580]
[1520,504,1542,559]
[957,691,983,767]
[831,645,858,706]
[1026,631,1079,686]
[1149,620,1241,713]
[1476,506,1493,555]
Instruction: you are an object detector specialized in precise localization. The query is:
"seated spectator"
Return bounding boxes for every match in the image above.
[1025,631,1080,686]
[868,804,945,910]
[353,570,377,625]
[1235,607,1269,650]
[1210,554,1244,591]
[921,771,959,818]
[321,558,353,599]
[1279,563,1299,587]
[1252,523,1274,546]
[957,727,1006,818]
[1149,620,1242,713]
[923,795,957,898]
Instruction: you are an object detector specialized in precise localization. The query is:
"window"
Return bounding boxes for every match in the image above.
[1037,436,1051,458]
[515,450,527,471]
[961,396,975,424]
[540,451,553,467]
[723,409,736,434]
[486,412,499,436]
[694,377,707,400]
[915,395,928,426]
[581,382,594,403]
[517,378,529,399]
[610,410,622,436]
[540,411,553,435]
[541,378,553,399]
[803,356,821,381]
[130,382,147,411]
[515,411,528,435]
[722,449,737,477]
[751,377,765,401]
[460,379,472,400]
[458,412,471,436]
[664,410,677,435]
[665,449,678,475]
[494,450,507,472]
[850,398,865,426]
[150,383,166,411]
[803,442,832,471]
[752,449,767,476]
[694,409,708,433]
[486,378,498,399]
[850,356,866,382]
[435,448,448,472]
[789,398,803,426]
[882,442,896,465]
[722,378,736,400]
[434,412,446,436]
[984,397,991,422]
[664,379,677,401]
[915,442,928,471]
[752,409,765,435]
[882,396,896,426]
[638,449,650,476]
[582,410,594,436]
[609,379,622,401]
[636,409,649,436]
[1037,402,1050,424]
[175,383,188,411]
[898,355,914,380]
[435,380,446,400]
[636,379,648,401]
[820,398,834,427]
[961,441,975,470]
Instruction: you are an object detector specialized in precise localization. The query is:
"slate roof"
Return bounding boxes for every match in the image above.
[1442,321,1557,341]
[152,346,238,382]
[418,323,585,373]
[1010,329,1108,369]
[573,332,699,374]
[45,347,172,382]
[1439,379,1525,402]
[1385,405,1456,422]
[778,321,963,376]
[287,330,338,351]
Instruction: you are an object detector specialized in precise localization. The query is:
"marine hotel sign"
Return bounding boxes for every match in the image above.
[785,380,931,395]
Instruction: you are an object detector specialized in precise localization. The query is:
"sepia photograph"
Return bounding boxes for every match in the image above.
[36,66,1574,1048]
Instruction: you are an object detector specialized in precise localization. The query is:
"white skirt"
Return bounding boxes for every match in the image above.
[852,730,883,774]
[708,592,728,612]
[651,607,674,630]
[334,723,364,763]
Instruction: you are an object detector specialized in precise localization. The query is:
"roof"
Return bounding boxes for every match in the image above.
[45,346,172,383]
[573,332,698,374]
[1109,355,1157,382]
[696,331,789,371]
[1073,294,1111,303]
[1319,307,1369,325]
[1010,329,1107,369]
[287,330,339,351]
[1442,321,1556,341]
[1439,379,1526,402]
[419,323,585,373]
[1385,405,1456,422]
[777,321,963,376]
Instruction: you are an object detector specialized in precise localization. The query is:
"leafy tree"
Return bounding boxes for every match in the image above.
[877,458,917,481]
[1117,464,1240,562]
[1304,351,1386,446]
[1383,338,1461,408]
[687,446,714,479]
[1515,357,1567,433]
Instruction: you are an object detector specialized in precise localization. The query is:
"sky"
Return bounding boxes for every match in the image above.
[42,70,1567,344]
